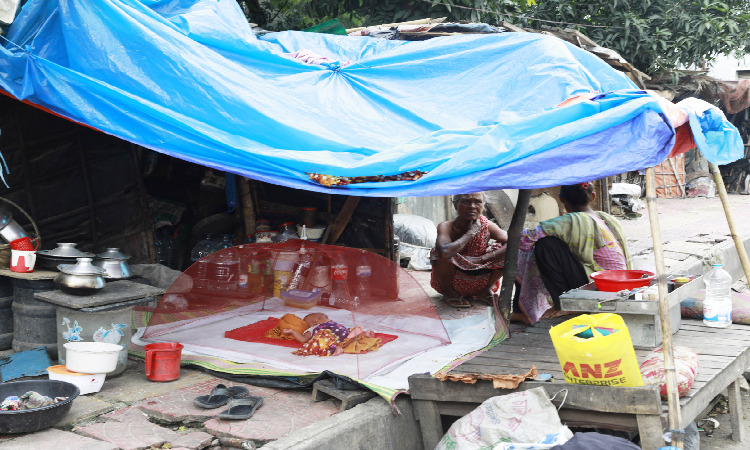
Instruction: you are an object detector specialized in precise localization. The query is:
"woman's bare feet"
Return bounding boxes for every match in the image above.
[510,312,533,325]
[541,308,578,319]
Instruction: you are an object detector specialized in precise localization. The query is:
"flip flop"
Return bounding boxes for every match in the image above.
[447,297,470,309]
[216,396,264,420]
[194,384,250,409]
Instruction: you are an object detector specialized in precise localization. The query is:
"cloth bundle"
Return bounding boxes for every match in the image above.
[640,346,699,399]
[1,391,67,410]
[264,314,308,340]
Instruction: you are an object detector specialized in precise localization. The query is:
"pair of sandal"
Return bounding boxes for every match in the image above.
[194,384,263,420]
[447,297,471,309]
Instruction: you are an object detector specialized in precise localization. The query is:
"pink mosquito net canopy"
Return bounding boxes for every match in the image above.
[142,240,449,380]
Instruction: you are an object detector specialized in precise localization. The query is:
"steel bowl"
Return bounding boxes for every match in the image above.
[0,208,28,244]
[54,271,106,296]
[92,258,132,280]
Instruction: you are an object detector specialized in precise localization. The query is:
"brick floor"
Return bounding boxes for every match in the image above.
[0,429,118,450]
[203,389,339,441]
[136,378,282,423]
[75,418,178,450]
[173,432,213,449]
[76,416,212,450]
[101,405,150,423]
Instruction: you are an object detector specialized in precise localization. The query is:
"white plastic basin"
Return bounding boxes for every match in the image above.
[63,342,122,374]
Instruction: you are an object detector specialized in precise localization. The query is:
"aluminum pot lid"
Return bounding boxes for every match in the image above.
[40,243,94,258]
[96,248,130,260]
[58,258,106,275]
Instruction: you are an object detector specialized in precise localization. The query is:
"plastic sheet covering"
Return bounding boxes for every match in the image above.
[0,0,742,195]
[141,241,449,380]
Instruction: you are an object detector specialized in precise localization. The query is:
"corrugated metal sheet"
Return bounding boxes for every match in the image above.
[397,196,453,225]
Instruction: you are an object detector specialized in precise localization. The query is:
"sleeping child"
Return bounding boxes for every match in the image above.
[283,313,377,357]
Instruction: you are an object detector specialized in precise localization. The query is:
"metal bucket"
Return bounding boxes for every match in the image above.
[11,279,57,359]
[56,305,133,376]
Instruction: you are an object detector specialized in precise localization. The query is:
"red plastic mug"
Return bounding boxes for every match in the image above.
[144,342,183,382]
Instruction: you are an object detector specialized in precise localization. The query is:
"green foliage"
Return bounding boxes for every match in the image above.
[238,0,750,76]
[238,0,522,31]
[524,0,750,75]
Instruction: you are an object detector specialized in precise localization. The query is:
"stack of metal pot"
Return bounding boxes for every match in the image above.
[93,248,132,280]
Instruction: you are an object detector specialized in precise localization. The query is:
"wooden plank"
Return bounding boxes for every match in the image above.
[471,353,561,365]
[728,378,745,443]
[408,374,662,415]
[679,324,750,337]
[637,414,666,450]
[324,196,360,245]
[311,379,376,412]
[560,409,639,432]
[678,342,750,429]
[413,400,443,450]
[487,343,558,354]
[456,360,563,374]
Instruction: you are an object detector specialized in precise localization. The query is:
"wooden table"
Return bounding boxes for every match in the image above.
[408,317,750,450]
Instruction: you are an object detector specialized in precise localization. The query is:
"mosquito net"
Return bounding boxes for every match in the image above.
[142,240,450,380]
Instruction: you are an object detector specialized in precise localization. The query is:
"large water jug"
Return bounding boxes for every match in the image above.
[703,264,732,328]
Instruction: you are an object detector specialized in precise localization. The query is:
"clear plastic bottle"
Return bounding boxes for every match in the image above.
[208,236,240,291]
[703,264,732,328]
[287,246,313,291]
[354,252,372,302]
[190,233,217,289]
[329,260,349,307]
[191,233,218,262]
[213,235,234,252]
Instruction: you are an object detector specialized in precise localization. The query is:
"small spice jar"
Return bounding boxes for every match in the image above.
[673,277,691,290]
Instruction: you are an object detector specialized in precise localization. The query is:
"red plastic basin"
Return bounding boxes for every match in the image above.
[590,270,655,292]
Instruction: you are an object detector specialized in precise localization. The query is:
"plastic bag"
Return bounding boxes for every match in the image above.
[549,314,643,387]
[398,242,432,271]
[436,387,573,450]
[393,214,437,248]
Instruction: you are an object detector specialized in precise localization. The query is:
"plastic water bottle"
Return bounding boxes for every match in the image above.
[329,262,349,307]
[190,233,217,289]
[703,264,732,328]
[354,253,372,301]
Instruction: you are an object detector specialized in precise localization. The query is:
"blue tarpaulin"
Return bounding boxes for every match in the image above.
[0,0,743,196]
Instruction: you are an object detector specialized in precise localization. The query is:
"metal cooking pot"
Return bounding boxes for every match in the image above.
[0,208,28,244]
[92,259,131,280]
[53,271,106,296]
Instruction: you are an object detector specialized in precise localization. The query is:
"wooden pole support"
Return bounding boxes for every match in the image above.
[709,162,750,284]
[238,177,256,236]
[645,167,683,449]
[497,189,532,339]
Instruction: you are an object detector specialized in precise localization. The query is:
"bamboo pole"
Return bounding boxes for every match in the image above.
[496,189,532,339]
[238,177,256,236]
[645,167,683,449]
[709,162,750,283]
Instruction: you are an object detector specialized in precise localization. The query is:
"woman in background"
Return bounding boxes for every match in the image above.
[514,182,631,324]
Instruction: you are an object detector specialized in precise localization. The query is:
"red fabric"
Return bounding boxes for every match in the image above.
[430,269,500,297]
[668,124,697,158]
[225,317,398,350]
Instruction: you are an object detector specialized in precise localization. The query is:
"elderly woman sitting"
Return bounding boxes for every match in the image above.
[430,193,507,308]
